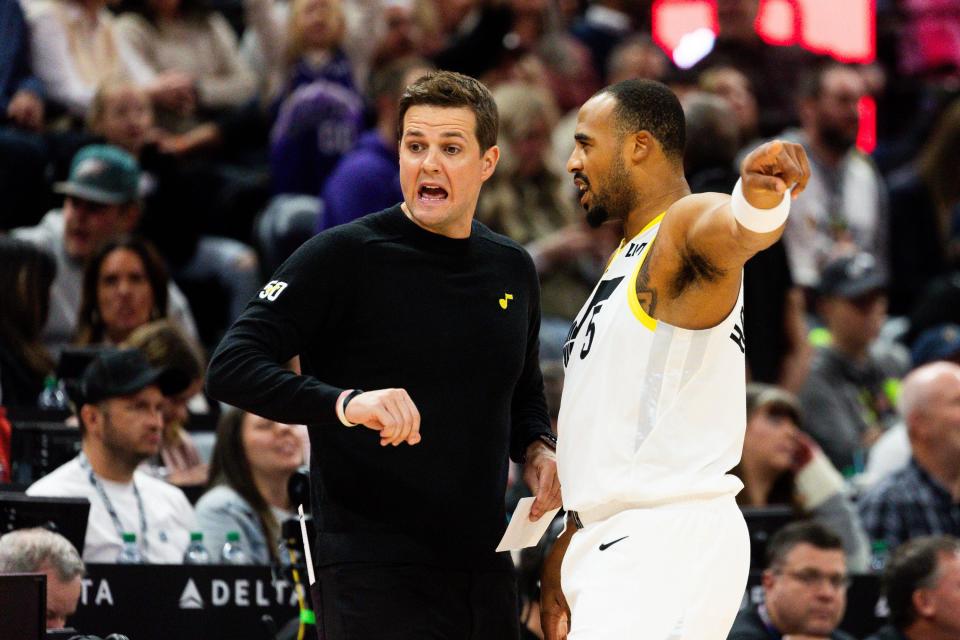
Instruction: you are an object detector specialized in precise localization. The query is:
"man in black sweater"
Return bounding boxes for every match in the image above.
[207,71,558,640]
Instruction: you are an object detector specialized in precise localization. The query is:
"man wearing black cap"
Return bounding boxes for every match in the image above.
[798,252,907,476]
[12,144,198,352]
[27,349,196,563]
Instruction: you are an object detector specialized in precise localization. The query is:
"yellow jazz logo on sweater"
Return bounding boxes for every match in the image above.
[259,280,288,302]
[499,293,514,309]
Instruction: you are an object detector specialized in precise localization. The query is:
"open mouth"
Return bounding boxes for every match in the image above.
[418,184,448,201]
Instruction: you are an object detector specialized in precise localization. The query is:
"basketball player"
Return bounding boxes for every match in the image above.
[540,79,811,639]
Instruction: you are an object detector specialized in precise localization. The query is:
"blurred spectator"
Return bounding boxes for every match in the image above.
[479,81,614,321]
[425,0,514,80]
[0,238,56,407]
[568,0,632,81]
[737,384,870,572]
[319,56,432,231]
[682,92,810,391]
[780,62,889,290]
[861,327,960,489]
[538,24,599,117]
[244,0,393,102]
[196,408,305,564]
[691,0,812,137]
[605,34,669,86]
[859,362,960,551]
[87,80,261,325]
[866,535,960,640]
[115,0,257,134]
[912,324,960,368]
[266,0,363,191]
[11,144,199,353]
[269,78,363,195]
[698,65,759,152]
[277,0,356,105]
[25,0,154,117]
[906,273,960,347]
[728,521,853,640]
[0,527,84,629]
[887,99,960,314]
[74,236,170,346]
[27,349,196,563]
[124,320,210,486]
[682,92,739,193]
[799,253,904,475]
[0,0,50,230]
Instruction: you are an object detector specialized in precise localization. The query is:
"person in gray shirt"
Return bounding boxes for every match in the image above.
[12,144,197,354]
[799,252,906,476]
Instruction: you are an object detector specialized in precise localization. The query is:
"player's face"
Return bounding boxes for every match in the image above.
[763,543,848,636]
[567,93,636,229]
[399,105,499,239]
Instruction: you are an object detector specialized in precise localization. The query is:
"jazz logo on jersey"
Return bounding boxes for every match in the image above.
[259,280,288,302]
[499,293,514,309]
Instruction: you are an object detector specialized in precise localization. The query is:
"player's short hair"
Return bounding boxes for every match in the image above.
[0,527,85,581]
[397,70,499,152]
[766,521,844,570]
[600,79,686,161]
[884,535,960,630]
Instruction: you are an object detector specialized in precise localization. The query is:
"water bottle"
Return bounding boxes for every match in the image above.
[221,531,248,565]
[117,532,144,564]
[37,376,68,410]
[870,540,889,573]
[183,532,210,564]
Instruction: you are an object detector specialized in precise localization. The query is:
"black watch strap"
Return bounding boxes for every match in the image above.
[522,431,557,462]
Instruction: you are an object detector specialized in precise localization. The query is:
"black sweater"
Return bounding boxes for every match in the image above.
[207,205,551,569]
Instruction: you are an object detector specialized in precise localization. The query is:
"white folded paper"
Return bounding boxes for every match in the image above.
[496,497,562,552]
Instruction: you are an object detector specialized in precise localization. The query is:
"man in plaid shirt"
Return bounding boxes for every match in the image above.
[858,362,960,551]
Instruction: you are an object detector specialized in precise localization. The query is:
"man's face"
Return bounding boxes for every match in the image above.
[920,551,960,635]
[923,370,960,458]
[811,68,865,154]
[96,386,165,467]
[821,290,887,354]
[763,543,848,636]
[399,105,499,238]
[63,196,129,261]
[99,87,153,155]
[41,566,81,630]
[707,68,758,134]
[567,93,636,228]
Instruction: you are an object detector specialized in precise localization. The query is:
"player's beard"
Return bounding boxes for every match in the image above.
[585,154,635,229]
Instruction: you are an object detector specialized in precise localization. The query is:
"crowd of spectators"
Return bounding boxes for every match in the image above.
[3,0,960,637]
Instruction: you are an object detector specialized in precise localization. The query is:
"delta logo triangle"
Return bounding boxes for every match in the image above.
[179,578,204,609]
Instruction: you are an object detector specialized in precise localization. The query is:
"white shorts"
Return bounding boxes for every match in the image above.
[561,494,749,640]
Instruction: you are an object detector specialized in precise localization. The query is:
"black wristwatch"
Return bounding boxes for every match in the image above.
[522,431,557,462]
[341,389,364,426]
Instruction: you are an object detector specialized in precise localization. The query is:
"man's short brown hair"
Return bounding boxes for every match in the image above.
[397,71,499,152]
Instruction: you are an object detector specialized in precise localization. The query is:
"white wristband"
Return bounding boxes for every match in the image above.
[730,178,791,233]
[336,389,358,427]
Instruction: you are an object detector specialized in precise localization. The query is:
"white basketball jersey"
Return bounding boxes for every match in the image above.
[557,214,746,513]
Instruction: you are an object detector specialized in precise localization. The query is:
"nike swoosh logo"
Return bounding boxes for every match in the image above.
[599,536,629,551]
